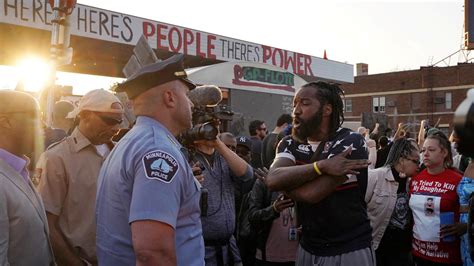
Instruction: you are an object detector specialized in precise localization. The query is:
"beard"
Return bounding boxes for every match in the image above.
[292,108,323,143]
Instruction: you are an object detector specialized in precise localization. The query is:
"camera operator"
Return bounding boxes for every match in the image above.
[193,133,254,266]
[182,85,253,265]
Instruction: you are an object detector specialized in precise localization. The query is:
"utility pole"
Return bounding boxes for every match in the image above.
[44,0,76,126]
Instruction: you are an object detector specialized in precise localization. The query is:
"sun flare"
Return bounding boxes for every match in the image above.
[15,57,53,92]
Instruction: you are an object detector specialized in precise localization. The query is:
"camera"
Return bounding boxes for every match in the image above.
[180,104,234,147]
[178,85,234,147]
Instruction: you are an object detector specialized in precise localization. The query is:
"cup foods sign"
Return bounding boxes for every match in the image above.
[0,0,353,83]
[232,65,295,92]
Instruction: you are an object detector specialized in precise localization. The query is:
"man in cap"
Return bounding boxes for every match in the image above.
[0,90,54,265]
[95,54,204,266]
[236,136,252,164]
[37,89,124,265]
[233,135,257,265]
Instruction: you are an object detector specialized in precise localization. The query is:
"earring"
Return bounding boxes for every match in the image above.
[399,161,407,178]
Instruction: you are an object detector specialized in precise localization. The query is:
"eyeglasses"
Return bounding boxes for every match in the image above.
[403,156,420,165]
[96,114,123,126]
[258,127,267,131]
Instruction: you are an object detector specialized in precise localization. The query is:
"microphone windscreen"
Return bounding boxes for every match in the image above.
[187,85,223,107]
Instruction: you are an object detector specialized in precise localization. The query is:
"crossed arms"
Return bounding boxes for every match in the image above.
[266,147,369,204]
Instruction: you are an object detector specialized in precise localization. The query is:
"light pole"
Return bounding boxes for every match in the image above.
[44,0,76,126]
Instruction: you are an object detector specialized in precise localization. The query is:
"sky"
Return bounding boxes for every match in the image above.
[76,0,466,73]
[0,0,469,94]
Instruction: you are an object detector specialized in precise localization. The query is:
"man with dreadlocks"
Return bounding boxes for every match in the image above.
[266,81,373,266]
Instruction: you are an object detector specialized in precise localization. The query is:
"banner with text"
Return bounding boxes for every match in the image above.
[0,0,353,82]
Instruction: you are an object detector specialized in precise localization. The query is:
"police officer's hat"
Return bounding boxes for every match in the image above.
[115,54,196,99]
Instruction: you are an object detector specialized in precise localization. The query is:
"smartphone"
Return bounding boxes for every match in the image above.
[289,227,297,241]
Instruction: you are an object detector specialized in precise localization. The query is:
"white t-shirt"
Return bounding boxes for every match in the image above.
[95,144,110,157]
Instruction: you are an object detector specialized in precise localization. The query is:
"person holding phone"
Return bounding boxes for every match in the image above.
[248,169,299,266]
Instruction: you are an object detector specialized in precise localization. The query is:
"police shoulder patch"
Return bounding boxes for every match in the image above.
[142,150,179,183]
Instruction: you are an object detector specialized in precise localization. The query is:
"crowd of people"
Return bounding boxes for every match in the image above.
[0,53,473,266]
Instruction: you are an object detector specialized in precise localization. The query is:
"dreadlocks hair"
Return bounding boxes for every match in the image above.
[384,138,419,167]
[301,81,345,135]
[425,131,454,168]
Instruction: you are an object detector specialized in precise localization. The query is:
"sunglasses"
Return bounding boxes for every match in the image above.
[96,114,123,126]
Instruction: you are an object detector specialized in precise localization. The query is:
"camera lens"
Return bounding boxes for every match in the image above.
[181,122,219,144]
[199,122,218,140]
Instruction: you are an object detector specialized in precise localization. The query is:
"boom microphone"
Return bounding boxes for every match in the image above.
[187,85,223,107]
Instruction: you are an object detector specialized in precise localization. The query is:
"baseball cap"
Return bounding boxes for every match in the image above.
[67,89,124,118]
[236,136,252,150]
[115,53,196,99]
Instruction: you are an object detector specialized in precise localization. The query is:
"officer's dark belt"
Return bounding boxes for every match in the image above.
[204,238,232,266]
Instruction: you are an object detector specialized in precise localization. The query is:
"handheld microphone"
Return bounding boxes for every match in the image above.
[187,85,222,107]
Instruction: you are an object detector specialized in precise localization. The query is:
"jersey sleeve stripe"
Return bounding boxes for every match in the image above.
[275,152,296,162]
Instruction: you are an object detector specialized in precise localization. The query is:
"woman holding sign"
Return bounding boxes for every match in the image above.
[410,132,463,266]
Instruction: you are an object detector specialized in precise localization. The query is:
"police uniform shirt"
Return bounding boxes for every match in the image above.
[274,127,372,256]
[95,116,204,266]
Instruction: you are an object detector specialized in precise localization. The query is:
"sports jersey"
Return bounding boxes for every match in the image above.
[409,168,462,264]
[274,127,372,256]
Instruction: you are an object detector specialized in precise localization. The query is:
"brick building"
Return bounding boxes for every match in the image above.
[341,63,474,136]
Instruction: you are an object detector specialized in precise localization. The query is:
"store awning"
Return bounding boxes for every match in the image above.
[186,62,308,96]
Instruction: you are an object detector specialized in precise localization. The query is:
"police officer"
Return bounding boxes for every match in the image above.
[95,54,205,266]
